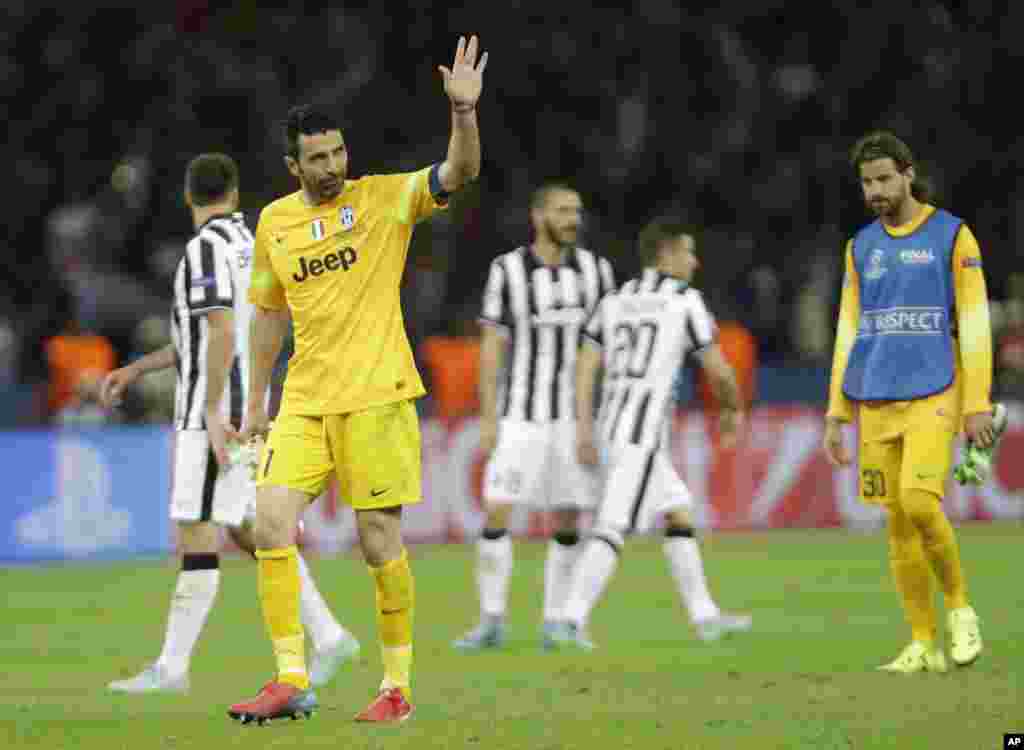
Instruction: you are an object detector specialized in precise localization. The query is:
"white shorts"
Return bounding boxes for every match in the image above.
[483,419,598,510]
[170,430,254,527]
[596,443,692,533]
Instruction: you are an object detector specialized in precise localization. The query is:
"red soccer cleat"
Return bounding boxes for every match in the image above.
[227,681,318,725]
[353,687,414,723]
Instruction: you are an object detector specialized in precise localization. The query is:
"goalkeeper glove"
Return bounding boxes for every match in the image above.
[953,403,1008,486]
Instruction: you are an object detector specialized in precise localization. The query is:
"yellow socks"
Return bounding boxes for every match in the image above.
[903,489,969,610]
[256,545,309,690]
[887,505,936,644]
[370,549,415,698]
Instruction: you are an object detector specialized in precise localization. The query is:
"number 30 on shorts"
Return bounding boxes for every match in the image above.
[861,468,887,499]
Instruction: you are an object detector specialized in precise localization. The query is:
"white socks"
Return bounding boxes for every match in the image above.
[543,532,581,623]
[297,553,348,650]
[477,530,513,619]
[562,535,620,627]
[156,559,220,678]
[663,534,720,623]
[155,551,349,680]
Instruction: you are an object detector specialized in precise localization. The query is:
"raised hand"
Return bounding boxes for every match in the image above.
[439,34,488,112]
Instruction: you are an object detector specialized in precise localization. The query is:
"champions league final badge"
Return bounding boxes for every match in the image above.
[311,218,325,240]
[865,248,887,280]
[340,206,355,230]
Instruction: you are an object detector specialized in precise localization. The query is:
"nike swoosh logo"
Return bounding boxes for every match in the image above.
[371,488,390,497]
[916,473,936,480]
[381,608,404,615]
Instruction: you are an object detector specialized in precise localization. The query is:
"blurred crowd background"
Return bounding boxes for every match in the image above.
[3,1,1023,427]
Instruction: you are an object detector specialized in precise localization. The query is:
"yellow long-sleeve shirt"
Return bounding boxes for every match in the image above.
[826,205,993,421]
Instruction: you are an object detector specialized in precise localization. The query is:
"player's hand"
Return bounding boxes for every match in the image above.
[823,418,851,467]
[205,409,236,469]
[240,405,271,444]
[479,417,498,459]
[719,408,744,450]
[99,365,140,408]
[964,411,996,449]
[439,34,488,111]
[577,425,599,467]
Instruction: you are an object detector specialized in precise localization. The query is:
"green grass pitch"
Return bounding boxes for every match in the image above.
[3,522,1021,749]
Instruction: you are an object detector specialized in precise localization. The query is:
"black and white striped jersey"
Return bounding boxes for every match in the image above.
[583,268,717,451]
[480,246,615,422]
[171,212,255,431]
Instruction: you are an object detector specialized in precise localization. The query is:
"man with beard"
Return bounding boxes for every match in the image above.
[824,131,1003,673]
[453,182,616,652]
[228,36,487,724]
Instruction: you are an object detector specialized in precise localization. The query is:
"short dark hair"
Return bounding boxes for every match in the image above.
[283,104,343,159]
[185,153,239,207]
[529,180,578,211]
[637,217,698,267]
[850,130,932,202]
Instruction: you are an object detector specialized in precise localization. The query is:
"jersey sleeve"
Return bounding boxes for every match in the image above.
[248,210,287,311]
[372,166,450,225]
[952,225,993,416]
[598,257,616,296]
[479,258,512,330]
[187,236,235,314]
[582,295,607,348]
[686,290,718,358]
[826,241,859,421]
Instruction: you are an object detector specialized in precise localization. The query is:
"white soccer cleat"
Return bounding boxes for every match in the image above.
[877,641,948,673]
[309,632,361,687]
[550,621,596,652]
[108,663,189,694]
[452,618,506,651]
[948,606,983,667]
[694,612,753,642]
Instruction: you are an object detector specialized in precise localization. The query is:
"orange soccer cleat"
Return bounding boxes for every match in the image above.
[227,681,318,725]
[354,687,414,723]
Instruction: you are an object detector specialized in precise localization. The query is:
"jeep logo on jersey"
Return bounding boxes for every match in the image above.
[292,247,358,282]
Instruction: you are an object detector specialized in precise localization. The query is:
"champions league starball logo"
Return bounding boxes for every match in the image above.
[864,248,887,280]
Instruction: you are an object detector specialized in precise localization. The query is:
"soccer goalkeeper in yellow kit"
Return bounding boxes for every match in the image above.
[824,131,1000,673]
[227,36,487,724]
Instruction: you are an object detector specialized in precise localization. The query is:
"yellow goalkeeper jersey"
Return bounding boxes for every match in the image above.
[249,166,447,416]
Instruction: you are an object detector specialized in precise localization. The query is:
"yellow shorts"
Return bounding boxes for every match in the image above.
[257,400,422,509]
[857,382,960,504]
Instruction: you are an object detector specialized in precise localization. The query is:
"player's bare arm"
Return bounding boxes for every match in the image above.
[99,343,176,408]
[242,305,290,442]
[436,34,487,194]
[203,309,237,467]
[698,343,744,449]
[478,323,507,458]
[575,342,602,466]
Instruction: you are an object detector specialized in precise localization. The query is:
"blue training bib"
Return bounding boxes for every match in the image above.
[843,209,961,402]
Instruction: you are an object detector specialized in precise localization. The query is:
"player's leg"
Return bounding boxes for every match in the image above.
[542,506,582,649]
[110,431,222,694]
[901,424,981,666]
[337,401,420,722]
[109,520,220,693]
[540,419,594,647]
[864,437,945,672]
[558,445,653,648]
[230,520,359,686]
[354,506,415,721]
[661,506,752,642]
[228,415,332,724]
[453,502,513,649]
[454,419,547,650]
